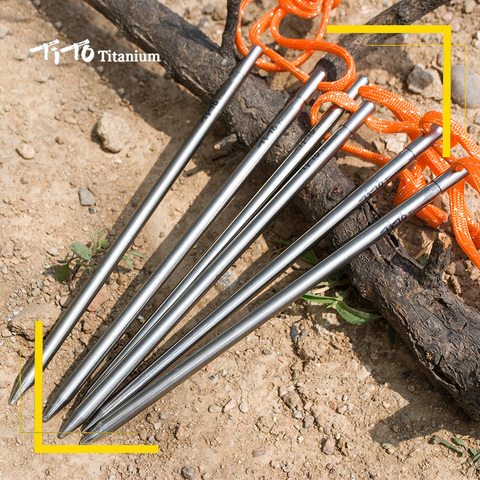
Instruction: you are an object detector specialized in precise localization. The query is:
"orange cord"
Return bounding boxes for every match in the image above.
[235,0,480,269]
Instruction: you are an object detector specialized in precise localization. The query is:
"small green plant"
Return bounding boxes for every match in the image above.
[54,228,147,282]
[432,435,480,472]
[298,249,381,325]
[302,285,381,325]
[275,238,381,325]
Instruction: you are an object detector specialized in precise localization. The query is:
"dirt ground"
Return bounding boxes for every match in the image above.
[1,0,480,478]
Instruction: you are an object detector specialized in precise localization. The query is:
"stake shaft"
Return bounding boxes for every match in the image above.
[60,101,373,434]
[85,75,370,398]
[85,125,442,427]
[9,46,265,405]
[45,67,327,424]
[81,166,468,445]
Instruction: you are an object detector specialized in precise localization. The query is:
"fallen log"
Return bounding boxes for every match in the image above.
[82,0,480,419]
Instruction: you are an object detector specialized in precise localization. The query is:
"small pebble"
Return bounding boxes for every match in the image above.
[208,405,222,413]
[89,206,97,214]
[282,391,301,409]
[278,386,288,397]
[252,449,266,458]
[78,188,96,206]
[175,425,186,440]
[468,125,480,137]
[181,466,195,480]
[262,349,272,355]
[96,112,131,153]
[322,436,335,455]
[2,329,12,338]
[407,65,434,93]
[16,143,36,160]
[292,409,303,419]
[436,52,443,68]
[239,402,249,413]
[464,0,476,13]
[223,399,236,413]
[442,12,453,23]
[385,138,405,154]
[303,415,315,429]
[382,442,396,455]
[328,400,338,411]
[337,403,348,415]
[451,65,480,108]
[290,324,299,343]
[87,285,110,312]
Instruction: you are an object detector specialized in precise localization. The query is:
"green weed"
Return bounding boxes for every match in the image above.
[54,228,147,282]
[432,435,480,473]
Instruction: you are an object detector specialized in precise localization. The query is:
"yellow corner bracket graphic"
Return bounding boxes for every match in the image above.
[327,24,452,158]
[34,321,158,453]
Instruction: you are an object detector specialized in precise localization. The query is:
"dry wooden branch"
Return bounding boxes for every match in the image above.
[83,0,480,419]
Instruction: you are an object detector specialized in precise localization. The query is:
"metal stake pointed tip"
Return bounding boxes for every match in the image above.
[59,411,87,438]
[82,415,100,433]
[43,407,54,423]
[57,431,70,439]
[9,390,20,405]
[9,377,21,405]
[42,394,72,422]
[79,422,106,445]
[79,433,97,445]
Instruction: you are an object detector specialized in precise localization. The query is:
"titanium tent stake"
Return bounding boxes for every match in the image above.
[82,75,369,401]
[43,67,327,423]
[55,101,374,436]
[83,125,442,429]
[80,166,469,445]
[9,45,264,405]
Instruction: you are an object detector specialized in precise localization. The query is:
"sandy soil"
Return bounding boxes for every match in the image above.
[1,0,480,479]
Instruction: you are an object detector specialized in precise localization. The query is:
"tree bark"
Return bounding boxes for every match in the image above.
[83,0,480,419]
